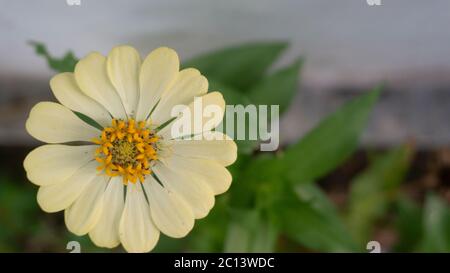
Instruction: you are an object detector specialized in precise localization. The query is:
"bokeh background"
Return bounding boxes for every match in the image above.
[0,0,449,252]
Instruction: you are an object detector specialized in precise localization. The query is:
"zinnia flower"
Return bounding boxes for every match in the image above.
[23,46,237,252]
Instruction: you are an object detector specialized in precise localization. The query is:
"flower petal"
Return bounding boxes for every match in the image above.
[153,163,215,219]
[119,183,160,253]
[136,47,179,121]
[163,154,232,195]
[37,161,98,213]
[150,68,208,125]
[158,92,225,139]
[167,132,237,166]
[64,174,108,236]
[142,176,194,238]
[75,52,127,119]
[25,102,100,143]
[106,46,141,117]
[89,177,124,248]
[50,72,112,127]
[24,144,96,186]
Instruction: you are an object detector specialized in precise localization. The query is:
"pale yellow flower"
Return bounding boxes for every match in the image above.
[23,46,237,252]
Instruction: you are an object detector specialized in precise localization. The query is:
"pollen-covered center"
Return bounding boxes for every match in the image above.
[110,140,138,167]
[92,118,159,184]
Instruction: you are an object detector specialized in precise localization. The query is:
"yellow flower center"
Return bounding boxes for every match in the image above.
[92,118,159,184]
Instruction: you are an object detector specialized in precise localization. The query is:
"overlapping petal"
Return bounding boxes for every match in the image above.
[50,72,112,127]
[37,160,99,212]
[136,47,179,121]
[75,52,127,120]
[106,46,141,117]
[64,174,109,235]
[153,163,215,219]
[142,176,194,238]
[89,177,124,248]
[150,68,208,125]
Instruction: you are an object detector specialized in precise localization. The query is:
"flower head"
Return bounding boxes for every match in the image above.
[24,46,237,252]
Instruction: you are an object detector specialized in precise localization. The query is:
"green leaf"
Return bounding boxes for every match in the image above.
[184,42,288,90]
[347,145,413,244]
[229,153,282,208]
[418,193,450,252]
[0,176,39,251]
[276,183,358,252]
[210,80,252,106]
[29,41,78,72]
[280,87,381,184]
[394,195,423,252]
[224,209,278,253]
[248,59,303,114]
[184,196,230,252]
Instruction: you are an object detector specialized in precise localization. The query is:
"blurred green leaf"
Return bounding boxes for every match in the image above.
[229,153,283,208]
[0,176,39,251]
[276,183,357,252]
[347,145,412,244]
[184,196,230,252]
[394,195,423,252]
[418,193,450,252]
[248,59,303,114]
[224,209,278,253]
[29,41,78,73]
[280,87,381,185]
[184,42,288,90]
[210,80,251,106]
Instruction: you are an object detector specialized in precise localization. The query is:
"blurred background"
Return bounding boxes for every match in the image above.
[0,0,449,252]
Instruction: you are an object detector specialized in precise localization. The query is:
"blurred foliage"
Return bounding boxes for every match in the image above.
[277,184,358,252]
[3,41,446,253]
[183,42,287,91]
[280,88,380,185]
[29,41,77,73]
[347,145,412,244]
[418,193,450,252]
